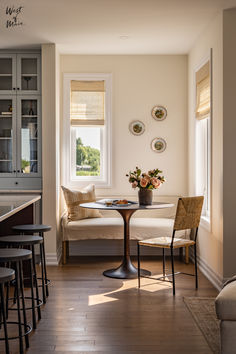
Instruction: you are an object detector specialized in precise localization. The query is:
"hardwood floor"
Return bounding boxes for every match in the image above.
[0,256,218,353]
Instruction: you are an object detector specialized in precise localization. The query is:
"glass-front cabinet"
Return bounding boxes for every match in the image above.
[0,54,16,94]
[0,96,16,176]
[17,97,40,176]
[17,54,40,94]
[0,53,40,95]
[0,51,41,189]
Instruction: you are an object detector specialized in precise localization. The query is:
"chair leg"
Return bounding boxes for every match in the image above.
[137,243,140,288]
[162,248,166,278]
[185,246,189,264]
[170,246,175,296]
[194,244,198,289]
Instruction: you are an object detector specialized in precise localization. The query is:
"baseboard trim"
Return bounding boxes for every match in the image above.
[190,250,222,291]
[46,253,58,265]
[68,240,180,256]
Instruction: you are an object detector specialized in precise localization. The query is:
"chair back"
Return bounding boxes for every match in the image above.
[173,196,204,231]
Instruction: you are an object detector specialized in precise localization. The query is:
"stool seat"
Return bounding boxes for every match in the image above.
[0,235,43,246]
[0,267,15,283]
[0,249,32,262]
[12,224,51,233]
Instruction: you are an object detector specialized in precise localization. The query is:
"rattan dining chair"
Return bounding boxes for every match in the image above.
[137,196,204,295]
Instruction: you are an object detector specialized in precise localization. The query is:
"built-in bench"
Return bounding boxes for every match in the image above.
[61,196,190,264]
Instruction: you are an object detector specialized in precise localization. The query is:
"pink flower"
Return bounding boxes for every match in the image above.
[143,174,151,183]
[132,181,138,188]
[140,178,148,188]
[151,177,161,189]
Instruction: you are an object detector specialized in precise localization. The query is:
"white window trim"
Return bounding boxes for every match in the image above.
[194,50,212,232]
[63,73,112,188]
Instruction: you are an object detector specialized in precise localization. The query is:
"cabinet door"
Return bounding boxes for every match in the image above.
[0,54,17,94]
[17,54,41,95]
[16,96,41,177]
[0,96,17,177]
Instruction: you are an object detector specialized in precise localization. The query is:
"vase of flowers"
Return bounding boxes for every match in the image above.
[126,167,165,205]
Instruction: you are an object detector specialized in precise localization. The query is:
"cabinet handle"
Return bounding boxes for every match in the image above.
[15,182,18,185]
[17,88,20,90]
[17,170,20,173]
[13,170,16,173]
[13,88,16,90]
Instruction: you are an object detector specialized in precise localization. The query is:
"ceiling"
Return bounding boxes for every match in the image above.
[0,0,236,54]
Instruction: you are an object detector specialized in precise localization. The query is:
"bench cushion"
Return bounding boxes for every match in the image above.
[215,279,236,320]
[61,216,188,241]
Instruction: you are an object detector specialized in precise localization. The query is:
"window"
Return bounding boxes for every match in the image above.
[195,59,211,223]
[63,73,112,188]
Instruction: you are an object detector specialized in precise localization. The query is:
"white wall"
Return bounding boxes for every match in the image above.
[188,13,223,287]
[60,55,188,198]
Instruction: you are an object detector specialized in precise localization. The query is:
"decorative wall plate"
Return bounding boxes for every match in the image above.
[129,120,145,136]
[151,137,167,153]
[151,105,167,121]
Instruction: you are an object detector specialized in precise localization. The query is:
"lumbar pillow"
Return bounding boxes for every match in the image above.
[61,184,102,221]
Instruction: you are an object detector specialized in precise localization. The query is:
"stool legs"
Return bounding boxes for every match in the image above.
[39,243,46,304]
[0,283,9,354]
[41,232,49,298]
[5,282,9,319]
[31,246,41,321]
[29,258,36,329]
[18,262,29,349]
[15,263,24,354]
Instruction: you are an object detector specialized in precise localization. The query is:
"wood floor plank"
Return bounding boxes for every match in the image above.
[0,256,218,353]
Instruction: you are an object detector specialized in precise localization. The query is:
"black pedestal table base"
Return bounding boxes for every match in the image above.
[103,260,151,279]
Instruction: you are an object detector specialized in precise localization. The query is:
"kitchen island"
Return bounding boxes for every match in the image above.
[0,195,41,236]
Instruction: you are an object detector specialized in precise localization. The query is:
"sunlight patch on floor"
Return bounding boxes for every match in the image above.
[88,274,172,305]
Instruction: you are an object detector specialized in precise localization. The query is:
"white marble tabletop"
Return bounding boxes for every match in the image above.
[0,195,41,222]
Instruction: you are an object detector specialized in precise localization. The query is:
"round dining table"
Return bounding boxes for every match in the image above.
[80,201,174,279]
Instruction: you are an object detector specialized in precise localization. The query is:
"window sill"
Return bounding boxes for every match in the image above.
[68,178,112,189]
[200,215,211,232]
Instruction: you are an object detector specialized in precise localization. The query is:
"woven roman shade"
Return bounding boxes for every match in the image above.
[70,80,105,126]
[195,61,210,120]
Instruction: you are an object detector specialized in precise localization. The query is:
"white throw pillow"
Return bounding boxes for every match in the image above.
[61,184,102,221]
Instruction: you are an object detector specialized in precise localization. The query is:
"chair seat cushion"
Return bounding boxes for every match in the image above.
[215,279,236,320]
[139,236,195,248]
[61,216,188,241]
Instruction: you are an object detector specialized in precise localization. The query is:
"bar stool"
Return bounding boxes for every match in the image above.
[0,236,44,329]
[12,224,51,304]
[0,267,15,354]
[0,249,32,354]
